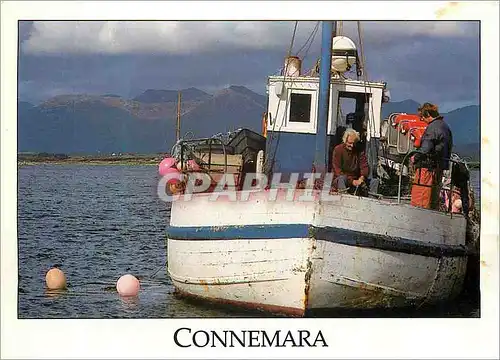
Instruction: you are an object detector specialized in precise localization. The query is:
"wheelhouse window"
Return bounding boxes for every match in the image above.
[337,91,370,127]
[289,93,312,123]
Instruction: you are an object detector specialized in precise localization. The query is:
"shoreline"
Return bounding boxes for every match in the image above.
[18,161,159,166]
[18,160,481,169]
[17,153,481,169]
[18,154,166,166]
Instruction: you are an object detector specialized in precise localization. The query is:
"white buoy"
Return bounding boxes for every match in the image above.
[116,274,140,297]
[45,268,67,290]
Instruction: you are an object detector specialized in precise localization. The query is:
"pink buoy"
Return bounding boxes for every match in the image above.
[161,166,183,185]
[158,157,177,176]
[116,274,140,297]
[162,166,182,183]
[187,159,201,171]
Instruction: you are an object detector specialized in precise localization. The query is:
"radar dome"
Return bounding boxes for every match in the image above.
[331,36,358,73]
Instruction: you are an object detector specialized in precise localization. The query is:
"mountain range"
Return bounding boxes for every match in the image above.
[18,86,267,155]
[17,86,480,160]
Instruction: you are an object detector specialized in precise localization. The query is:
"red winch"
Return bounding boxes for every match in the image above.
[390,113,428,148]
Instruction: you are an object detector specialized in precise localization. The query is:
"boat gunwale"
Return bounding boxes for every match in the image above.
[171,188,467,221]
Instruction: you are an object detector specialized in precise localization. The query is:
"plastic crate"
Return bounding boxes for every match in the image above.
[194,142,235,155]
[227,129,266,163]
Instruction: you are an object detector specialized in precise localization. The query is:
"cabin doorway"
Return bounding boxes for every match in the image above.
[328,91,371,171]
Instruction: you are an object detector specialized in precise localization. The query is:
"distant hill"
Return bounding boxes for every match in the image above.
[453,143,480,162]
[17,86,266,154]
[180,86,266,136]
[132,88,211,103]
[444,105,480,145]
[19,101,35,110]
[381,99,421,119]
[19,99,162,154]
[17,91,479,158]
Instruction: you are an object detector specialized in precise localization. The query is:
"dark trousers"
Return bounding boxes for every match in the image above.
[334,175,380,195]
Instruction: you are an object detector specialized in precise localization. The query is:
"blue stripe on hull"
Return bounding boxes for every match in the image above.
[166,224,469,258]
[167,224,310,240]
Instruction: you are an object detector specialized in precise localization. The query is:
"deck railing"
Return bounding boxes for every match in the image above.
[397,151,470,216]
[177,137,230,173]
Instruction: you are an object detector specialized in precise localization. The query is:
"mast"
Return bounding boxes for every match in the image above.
[313,21,336,173]
[176,90,181,142]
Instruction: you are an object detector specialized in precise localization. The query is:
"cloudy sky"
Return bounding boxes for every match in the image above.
[18,20,479,112]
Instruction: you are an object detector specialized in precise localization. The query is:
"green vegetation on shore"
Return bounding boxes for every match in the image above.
[17,152,480,169]
[18,152,168,166]
[467,161,480,170]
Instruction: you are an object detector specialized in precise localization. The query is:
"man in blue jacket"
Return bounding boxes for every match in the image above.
[411,103,453,209]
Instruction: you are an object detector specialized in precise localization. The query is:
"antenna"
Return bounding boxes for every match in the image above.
[176,91,181,142]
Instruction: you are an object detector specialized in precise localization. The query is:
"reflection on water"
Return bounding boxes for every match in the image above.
[44,289,68,299]
[119,296,140,313]
[18,165,480,318]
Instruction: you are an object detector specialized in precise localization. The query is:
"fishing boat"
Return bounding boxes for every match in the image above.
[162,21,480,316]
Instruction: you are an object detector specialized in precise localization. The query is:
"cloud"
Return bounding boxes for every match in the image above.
[364,34,479,105]
[21,20,478,56]
[18,20,479,111]
[22,21,305,55]
[17,49,287,103]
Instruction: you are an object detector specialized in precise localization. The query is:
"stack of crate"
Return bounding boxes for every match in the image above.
[193,151,243,190]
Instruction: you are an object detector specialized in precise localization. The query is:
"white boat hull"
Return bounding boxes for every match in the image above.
[168,237,310,315]
[167,189,469,316]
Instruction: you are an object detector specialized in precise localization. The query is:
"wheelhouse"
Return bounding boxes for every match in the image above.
[264,75,387,176]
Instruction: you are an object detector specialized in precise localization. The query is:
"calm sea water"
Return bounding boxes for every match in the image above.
[17,165,480,318]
